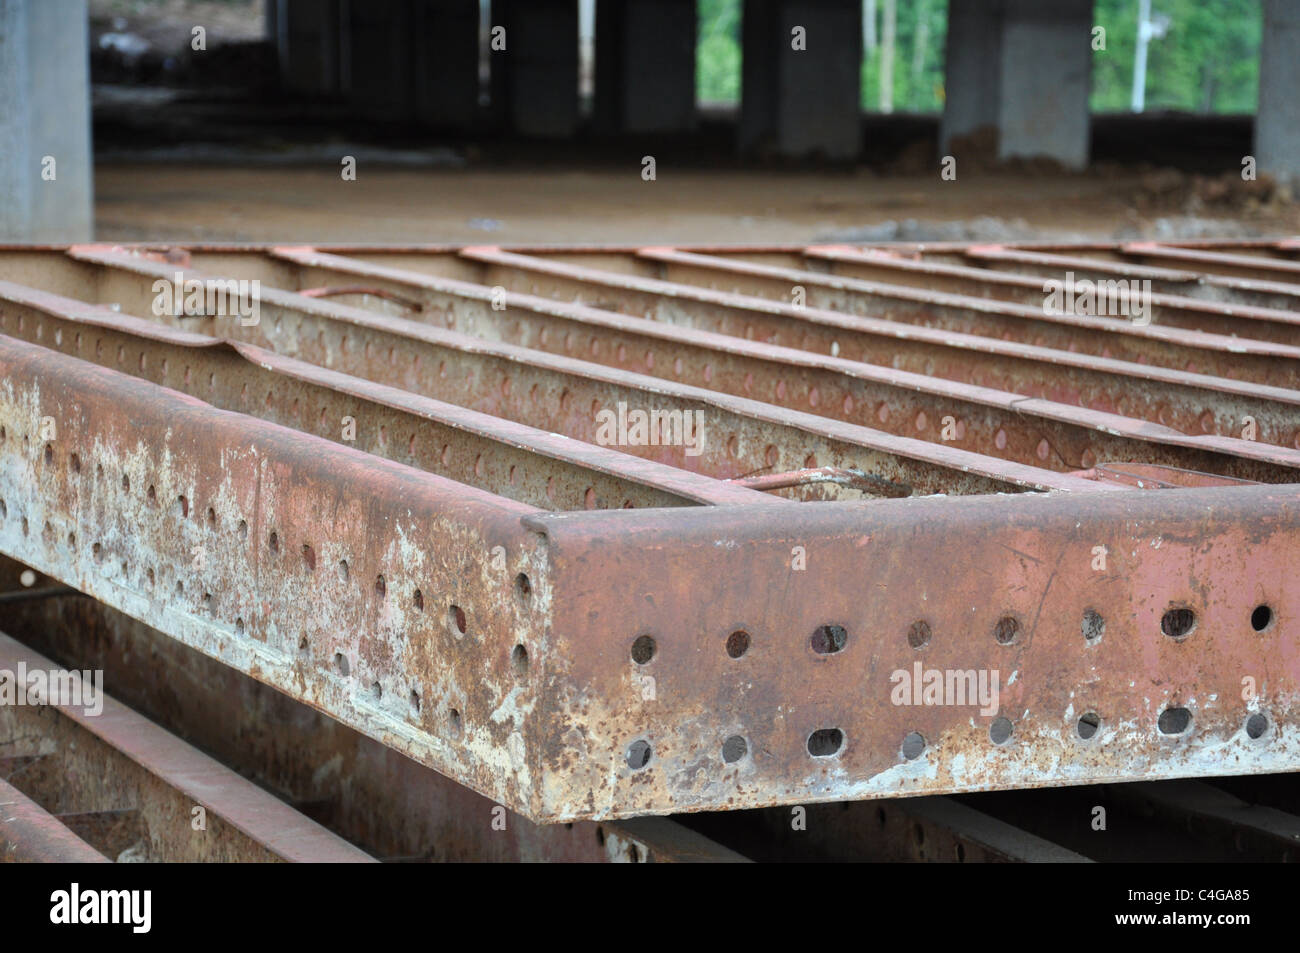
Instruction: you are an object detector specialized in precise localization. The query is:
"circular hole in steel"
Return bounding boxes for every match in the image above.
[907,620,932,650]
[1251,604,1273,632]
[807,728,844,758]
[374,574,386,599]
[1081,608,1105,643]
[630,634,656,664]
[1077,712,1101,740]
[625,739,652,770]
[511,644,529,679]
[1246,713,1269,740]
[901,731,926,761]
[448,604,467,637]
[989,717,1014,745]
[1157,707,1192,736]
[726,629,750,659]
[514,573,531,603]
[722,735,748,764]
[1161,607,1196,640]
[334,653,350,677]
[810,624,848,655]
[993,616,1020,645]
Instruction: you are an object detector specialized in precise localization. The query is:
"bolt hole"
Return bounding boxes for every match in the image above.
[993,616,1020,645]
[206,507,216,529]
[630,634,656,664]
[300,544,315,571]
[374,574,386,599]
[989,717,1013,745]
[70,453,81,474]
[146,485,156,505]
[810,624,848,655]
[43,444,52,467]
[1161,607,1196,640]
[238,519,248,539]
[175,495,188,519]
[514,572,531,603]
[413,588,424,611]
[726,629,750,659]
[1251,604,1273,632]
[1081,608,1105,643]
[722,735,748,763]
[448,604,467,637]
[626,739,652,770]
[370,681,382,700]
[511,643,529,678]
[907,619,931,650]
[1077,712,1101,739]
[268,531,279,555]
[334,653,350,677]
[338,559,349,581]
[448,707,462,736]
[1246,713,1269,740]
[235,618,245,635]
[807,728,844,757]
[1157,707,1192,736]
[409,690,421,714]
[901,731,926,761]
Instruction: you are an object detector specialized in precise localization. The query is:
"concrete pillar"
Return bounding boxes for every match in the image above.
[941,0,1091,169]
[491,0,580,137]
[595,0,697,134]
[0,0,93,242]
[276,0,341,95]
[740,0,863,160]
[411,0,481,127]
[1257,0,1300,188]
[938,0,1001,153]
[342,0,414,118]
[997,0,1091,169]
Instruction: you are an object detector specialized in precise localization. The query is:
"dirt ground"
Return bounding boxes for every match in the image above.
[92,164,1300,244]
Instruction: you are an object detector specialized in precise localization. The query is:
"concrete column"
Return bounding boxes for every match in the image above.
[276,0,341,95]
[491,0,580,137]
[940,0,1091,170]
[595,0,697,134]
[411,0,481,127]
[1257,0,1300,188]
[938,0,1001,153]
[740,0,863,160]
[0,0,93,242]
[997,0,1091,169]
[341,0,413,117]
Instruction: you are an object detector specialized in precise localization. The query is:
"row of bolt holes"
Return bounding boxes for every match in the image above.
[8,442,533,733]
[622,603,1277,769]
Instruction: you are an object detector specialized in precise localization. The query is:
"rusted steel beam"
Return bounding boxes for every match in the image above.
[0,281,772,510]
[804,244,1300,345]
[522,482,1300,818]
[45,247,1098,497]
[1121,241,1300,283]
[78,244,1297,483]
[453,246,1300,450]
[1106,780,1300,861]
[635,247,1300,388]
[0,633,374,861]
[962,244,1300,312]
[0,776,110,863]
[0,560,748,861]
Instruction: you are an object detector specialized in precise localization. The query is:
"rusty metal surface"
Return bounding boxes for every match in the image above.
[0,632,374,862]
[0,558,746,862]
[0,240,1297,824]
[0,776,110,863]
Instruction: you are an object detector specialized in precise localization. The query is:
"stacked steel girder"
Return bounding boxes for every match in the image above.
[0,239,1297,829]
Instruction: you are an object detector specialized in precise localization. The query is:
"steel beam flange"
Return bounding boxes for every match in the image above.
[523,482,1300,819]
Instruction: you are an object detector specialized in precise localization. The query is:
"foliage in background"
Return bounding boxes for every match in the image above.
[698,0,1262,115]
[1091,0,1260,113]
